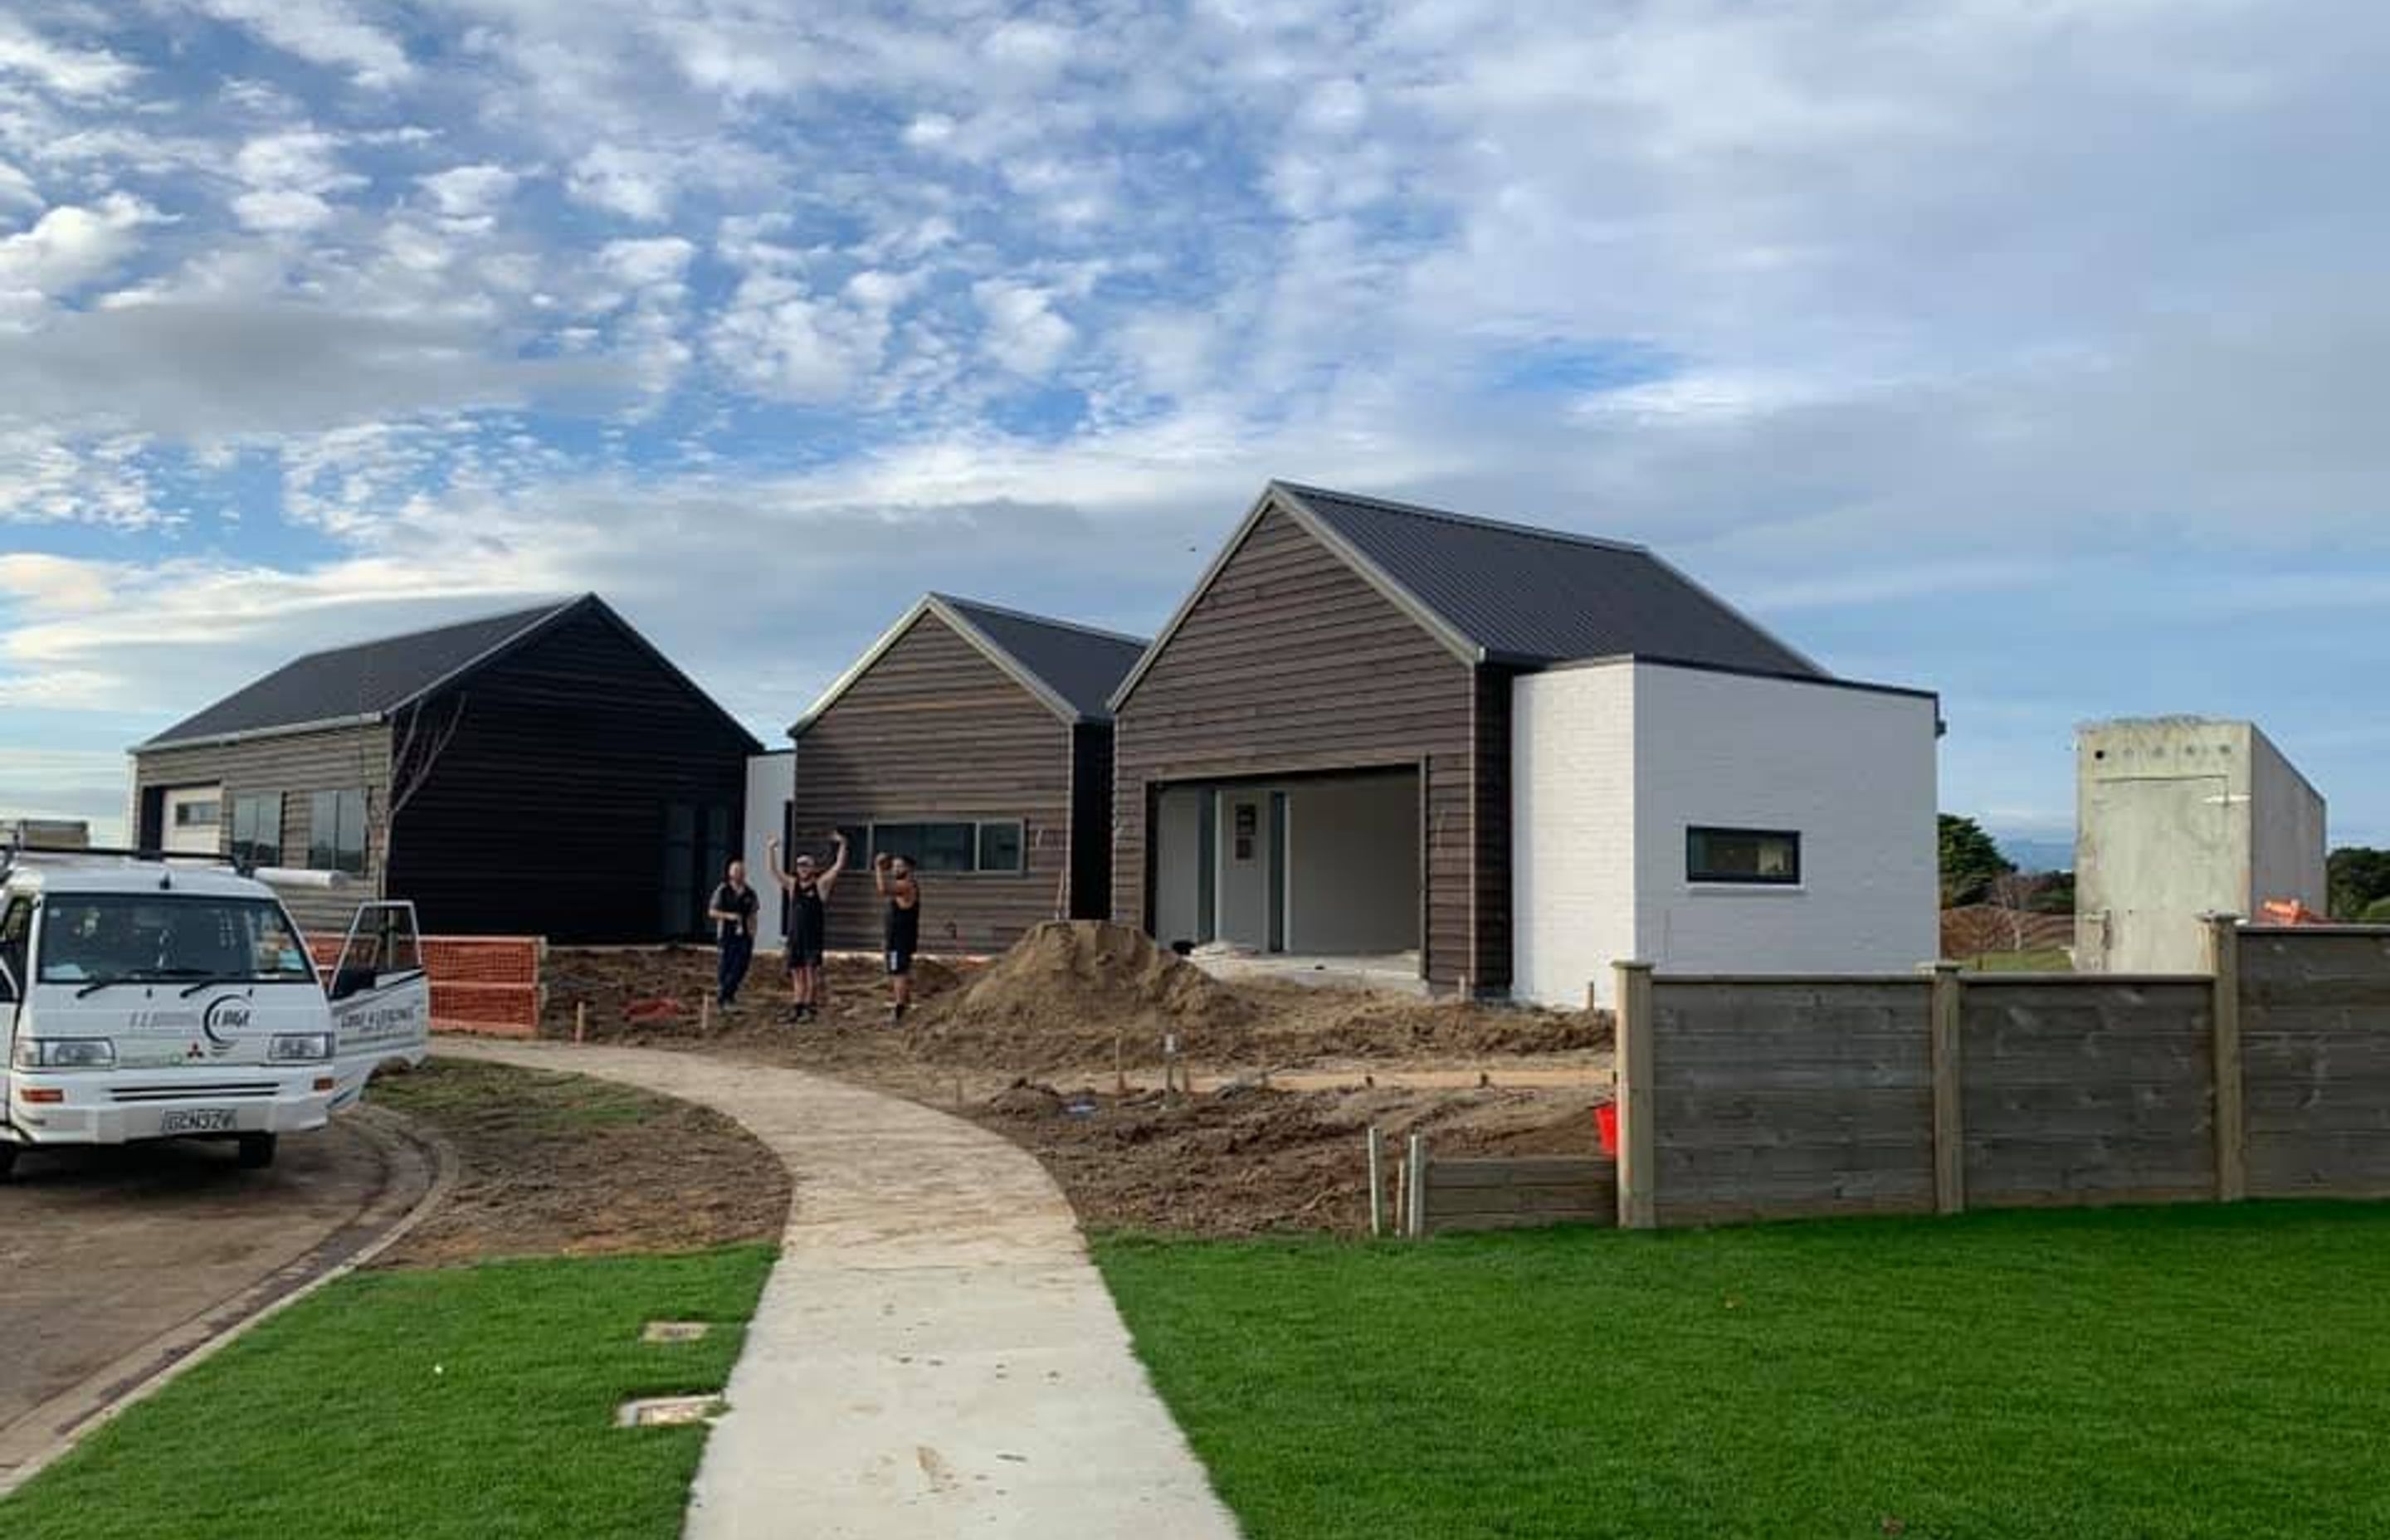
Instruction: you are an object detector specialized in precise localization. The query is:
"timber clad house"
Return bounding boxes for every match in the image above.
[1111,482,1942,1002]
[782,594,1146,955]
[130,595,760,942]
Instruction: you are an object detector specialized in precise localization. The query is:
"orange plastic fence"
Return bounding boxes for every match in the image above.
[305,932,545,1038]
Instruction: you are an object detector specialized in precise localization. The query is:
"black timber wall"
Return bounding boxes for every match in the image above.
[385,605,752,942]
[1111,503,1505,990]
[791,610,1074,954]
[1070,722,1115,923]
[130,724,393,939]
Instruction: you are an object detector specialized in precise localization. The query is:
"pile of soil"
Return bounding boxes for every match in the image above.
[368,1059,789,1268]
[973,1079,1607,1236]
[907,921,1257,1071]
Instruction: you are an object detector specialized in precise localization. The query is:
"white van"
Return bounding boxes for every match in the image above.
[0,850,431,1179]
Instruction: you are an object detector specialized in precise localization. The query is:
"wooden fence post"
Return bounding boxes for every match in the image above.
[1928,962,1966,1216]
[1614,961,1657,1231]
[2207,914,2246,1202]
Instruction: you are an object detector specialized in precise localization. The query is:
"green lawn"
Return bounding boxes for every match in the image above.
[1095,1204,2390,1540]
[4,1245,773,1540]
[1960,946,2074,972]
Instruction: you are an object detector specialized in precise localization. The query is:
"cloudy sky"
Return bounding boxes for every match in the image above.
[2,0,2385,855]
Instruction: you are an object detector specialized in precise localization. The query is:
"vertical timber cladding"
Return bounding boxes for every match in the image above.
[1111,504,1494,990]
[2241,929,2390,1197]
[384,604,754,943]
[129,724,395,938]
[792,608,1075,953]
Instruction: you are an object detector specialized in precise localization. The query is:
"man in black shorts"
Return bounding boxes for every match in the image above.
[874,850,921,1023]
[706,858,759,1006]
[768,831,846,1021]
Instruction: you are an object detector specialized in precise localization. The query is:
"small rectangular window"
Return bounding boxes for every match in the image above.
[231,793,283,868]
[1687,826,1802,885]
[309,788,368,876]
[173,800,221,827]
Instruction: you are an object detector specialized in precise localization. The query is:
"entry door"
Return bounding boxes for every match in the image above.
[2088,777,2231,972]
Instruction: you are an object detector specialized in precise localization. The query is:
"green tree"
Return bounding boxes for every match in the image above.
[2328,847,2390,921]
[2027,870,2076,914]
[2363,896,2390,926]
[1939,814,2016,908]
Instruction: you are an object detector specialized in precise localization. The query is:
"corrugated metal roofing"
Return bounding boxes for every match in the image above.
[936,596,1148,722]
[141,598,582,748]
[1279,483,1823,676]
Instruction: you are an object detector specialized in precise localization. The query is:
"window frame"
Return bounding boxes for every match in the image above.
[1685,826,1803,887]
[308,787,369,877]
[230,792,284,870]
[864,818,1029,877]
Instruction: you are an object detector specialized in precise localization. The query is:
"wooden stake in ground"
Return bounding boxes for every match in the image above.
[573,1001,587,1045]
[700,995,714,1035]
[1366,1127,1386,1238]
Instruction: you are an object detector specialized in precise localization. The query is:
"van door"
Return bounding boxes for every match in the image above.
[325,901,432,1109]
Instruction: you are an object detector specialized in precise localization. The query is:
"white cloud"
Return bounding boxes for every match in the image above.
[0,17,139,98]
[186,0,412,88]
[418,163,521,221]
[0,193,158,310]
[972,279,1075,376]
[566,144,678,223]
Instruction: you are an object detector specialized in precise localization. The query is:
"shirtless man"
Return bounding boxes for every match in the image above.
[874,851,921,1024]
[767,831,847,1021]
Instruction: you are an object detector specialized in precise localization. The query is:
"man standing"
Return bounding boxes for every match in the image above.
[768,831,846,1021]
[707,858,760,1007]
[874,850,921,1024]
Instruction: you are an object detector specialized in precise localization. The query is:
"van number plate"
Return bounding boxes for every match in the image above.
[161,1109,237,1134]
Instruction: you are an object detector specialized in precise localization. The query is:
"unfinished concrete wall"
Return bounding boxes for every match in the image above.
[2249,729,2329,913]
[2243,929,2390,1196]
[1960,977,2216,1207]
[1285,773,1417,955]
[1645,977,1937,1226]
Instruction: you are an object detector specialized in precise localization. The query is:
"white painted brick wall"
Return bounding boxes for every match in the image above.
[1511,666,1638,1009]
[1512,662,1939,1007]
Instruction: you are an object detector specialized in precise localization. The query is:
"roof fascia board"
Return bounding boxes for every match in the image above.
[137,712,388,755]
[1108,483,1482,714]
[387,595,583,720]
[938,593,1149,648]
[1535,651,1939,704]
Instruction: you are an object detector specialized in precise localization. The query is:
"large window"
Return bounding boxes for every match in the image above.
[867,820,1027,875]
[309,788,368,876]
[231,793,283,868]
[1687,826,1802,886]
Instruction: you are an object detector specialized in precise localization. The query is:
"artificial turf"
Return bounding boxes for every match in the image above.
[1095,1202,2390,1539]
[2,1245,773,1540]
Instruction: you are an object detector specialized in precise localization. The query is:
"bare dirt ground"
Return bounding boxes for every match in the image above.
[537,921,1614,1235]
[366,1058,789,1268]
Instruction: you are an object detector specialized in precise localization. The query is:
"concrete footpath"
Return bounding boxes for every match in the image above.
[442,1040,1241,1540]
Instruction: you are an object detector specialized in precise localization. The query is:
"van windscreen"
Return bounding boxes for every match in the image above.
[38,895,314,987]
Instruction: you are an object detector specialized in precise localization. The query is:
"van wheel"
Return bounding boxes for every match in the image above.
[235,1133,277,1170]
[0,1144,17,1181]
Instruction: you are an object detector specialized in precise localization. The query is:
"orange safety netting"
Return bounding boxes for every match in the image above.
[305,932,545,1038]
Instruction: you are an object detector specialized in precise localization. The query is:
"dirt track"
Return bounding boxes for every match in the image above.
[535,923,1616,1235]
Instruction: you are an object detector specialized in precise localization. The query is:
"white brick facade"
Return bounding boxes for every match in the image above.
[1513,661,1939,1007]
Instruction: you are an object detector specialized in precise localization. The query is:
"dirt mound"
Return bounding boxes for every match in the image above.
[1244,987,1610,1063]
[908,921,1258,1072]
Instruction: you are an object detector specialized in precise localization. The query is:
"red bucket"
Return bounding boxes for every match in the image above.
[1595,1101,1619,1158]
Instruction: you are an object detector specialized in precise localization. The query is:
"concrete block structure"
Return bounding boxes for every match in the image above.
[2075,717,2328,974]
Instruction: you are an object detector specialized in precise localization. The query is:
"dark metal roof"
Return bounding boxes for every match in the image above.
[1275,482,1825,677]
[932,596,1148,722]
[143,600,578,748]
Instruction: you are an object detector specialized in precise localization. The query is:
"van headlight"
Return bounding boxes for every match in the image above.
[12,1038,116,1070]
[269,1033,334,1063]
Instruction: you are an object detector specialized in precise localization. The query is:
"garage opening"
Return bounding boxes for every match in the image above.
[1149,767,1421,977]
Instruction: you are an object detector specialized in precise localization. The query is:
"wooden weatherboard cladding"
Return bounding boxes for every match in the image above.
[793,607,1076,953]
[131,724,393,938]
[383,602,753,943]
[1111,501,1505,989]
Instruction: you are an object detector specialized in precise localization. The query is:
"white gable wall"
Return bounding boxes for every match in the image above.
[1513,662,1939,1008]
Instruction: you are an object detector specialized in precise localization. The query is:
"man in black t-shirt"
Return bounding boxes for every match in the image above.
[707,859,760,1006]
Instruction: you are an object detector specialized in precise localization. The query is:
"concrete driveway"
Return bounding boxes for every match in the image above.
[0,1113,437,1492]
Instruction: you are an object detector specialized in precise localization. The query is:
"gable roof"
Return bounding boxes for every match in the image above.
[1111,480,1827,709]
[141,594,762,753]
[790,594,1149,737]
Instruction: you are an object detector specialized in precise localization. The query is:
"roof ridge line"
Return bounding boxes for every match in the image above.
[1271,480,1651,554]
[278,594,582,665]
[929,592,1150,647]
